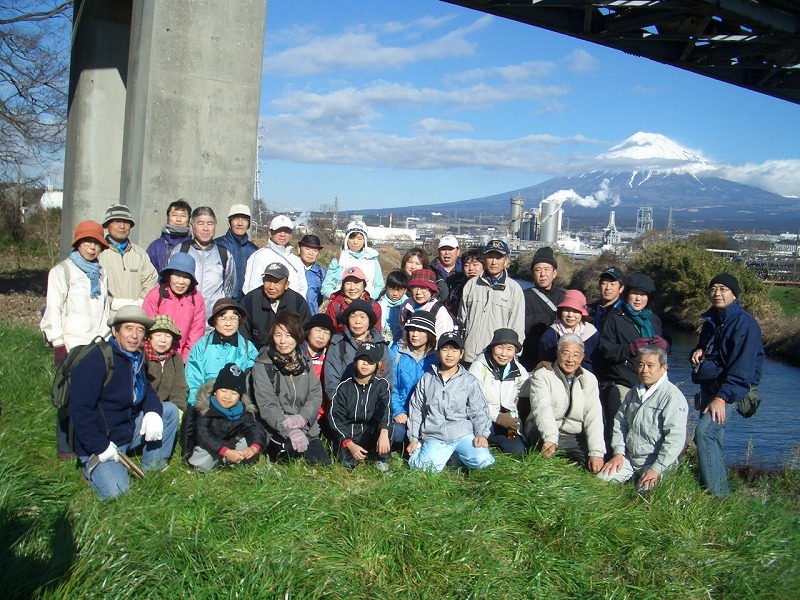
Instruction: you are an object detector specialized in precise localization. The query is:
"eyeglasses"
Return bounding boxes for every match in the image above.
[709,285,730,294]
[216,315,240,324]
[80,240,103,248]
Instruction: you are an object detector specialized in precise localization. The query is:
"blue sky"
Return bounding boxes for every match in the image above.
[257,0,800,212]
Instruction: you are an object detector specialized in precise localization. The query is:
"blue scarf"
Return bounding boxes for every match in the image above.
[210,396,245,420]
[69,250,102,299]
[109,337,146,405]
[623,303,655,338]
[107,236,129,255]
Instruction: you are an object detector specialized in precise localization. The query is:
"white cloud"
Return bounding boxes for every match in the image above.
[264,15,492,75]
[563,49,599,73]
[446,60,558,84]
[380,15,457,35]
[715,160,800,197]
[413,118,473,134]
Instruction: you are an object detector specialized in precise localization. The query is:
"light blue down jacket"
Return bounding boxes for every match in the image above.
[389,343,436,418]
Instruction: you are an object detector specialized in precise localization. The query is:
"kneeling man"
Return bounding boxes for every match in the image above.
[598,345,687,492]
[525,333,605,473]
[71,306,179,499]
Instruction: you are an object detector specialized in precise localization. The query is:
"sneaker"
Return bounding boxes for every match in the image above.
[375,461,390,473]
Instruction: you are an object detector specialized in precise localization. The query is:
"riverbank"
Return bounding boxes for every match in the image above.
[0,324,798,598]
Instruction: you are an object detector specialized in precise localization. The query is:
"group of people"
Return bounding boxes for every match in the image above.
[41,201,763,500]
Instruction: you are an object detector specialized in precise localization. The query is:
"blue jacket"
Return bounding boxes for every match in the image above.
[146,227,193,273]
[389,343,436,418]
[215,229,258,302]
[691,300,764,403]
[70,342,163,456]
[185,331,258,406]
[304,262,326,314]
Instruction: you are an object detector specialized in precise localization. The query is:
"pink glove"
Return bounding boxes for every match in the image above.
[287,429,309,453]
[280,414,307,430]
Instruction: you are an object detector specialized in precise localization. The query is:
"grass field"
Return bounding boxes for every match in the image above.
[769,285,800,318]
[1,323,799,599]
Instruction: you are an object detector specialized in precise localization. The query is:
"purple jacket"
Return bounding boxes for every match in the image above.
[146,227,194,273]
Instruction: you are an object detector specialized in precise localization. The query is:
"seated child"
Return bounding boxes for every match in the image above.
[468,328,530,455]
[143,314,189,410]
[399,268,454,340]
[328,342,393,471]
[390,311,437,447]
[189,363,267,472]
[377,270,409,345]
[407,332,495,472]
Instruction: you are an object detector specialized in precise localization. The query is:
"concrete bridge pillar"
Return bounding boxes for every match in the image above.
[61,0,268,255]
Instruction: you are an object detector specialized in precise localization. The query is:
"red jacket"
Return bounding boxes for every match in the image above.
[325,291,382,334]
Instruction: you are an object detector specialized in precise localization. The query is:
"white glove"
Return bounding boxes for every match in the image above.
[140,411,164,442]
[98,442,120,463]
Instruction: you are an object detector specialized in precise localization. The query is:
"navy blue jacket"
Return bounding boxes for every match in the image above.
[598,307,667,388]
[70,343,163,456]
[691,300,764,403]
[215,229,258,302]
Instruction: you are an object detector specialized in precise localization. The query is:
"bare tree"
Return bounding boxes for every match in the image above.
[311,202,340,246]
[0,1,71,178]
[0,1,70,238]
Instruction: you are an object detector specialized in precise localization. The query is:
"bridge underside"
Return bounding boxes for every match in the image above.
[443,0,800,104]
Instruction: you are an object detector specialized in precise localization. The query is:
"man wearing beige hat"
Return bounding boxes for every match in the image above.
[215,203,258,303]
[70,306,179,499]
[98,204,158,316]
[243,214,307,298]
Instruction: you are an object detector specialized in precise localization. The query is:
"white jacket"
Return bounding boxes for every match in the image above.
[525,364,605,457]
[243,240,307,298]
[468,352,529,422]
[40,259,111,350]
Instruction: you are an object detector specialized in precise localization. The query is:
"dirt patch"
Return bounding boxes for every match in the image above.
[0,291,46,327]
[0,268,48,327]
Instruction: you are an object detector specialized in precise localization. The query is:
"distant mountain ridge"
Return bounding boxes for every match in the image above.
[375,132,797,232]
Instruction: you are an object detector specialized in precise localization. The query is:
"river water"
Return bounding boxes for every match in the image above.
[666,328,800,468]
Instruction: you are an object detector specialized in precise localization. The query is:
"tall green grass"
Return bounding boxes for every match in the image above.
[1,324,798,599]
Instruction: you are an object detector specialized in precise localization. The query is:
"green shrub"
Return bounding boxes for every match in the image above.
[628,240,776,327]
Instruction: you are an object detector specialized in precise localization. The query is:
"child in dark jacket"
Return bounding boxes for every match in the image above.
[328,342,393,470]
[143,314,189,410]
[189,363,267,472]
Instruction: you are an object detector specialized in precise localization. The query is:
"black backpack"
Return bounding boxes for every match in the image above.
[51,337,115,412]
[179,241,228,272]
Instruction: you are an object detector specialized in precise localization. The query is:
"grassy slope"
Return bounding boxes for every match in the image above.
[1,324,799,599]
[769,286,800,318]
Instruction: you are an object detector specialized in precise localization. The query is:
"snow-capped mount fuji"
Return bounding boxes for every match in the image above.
[596,132,710,169]
[376,132,796,232]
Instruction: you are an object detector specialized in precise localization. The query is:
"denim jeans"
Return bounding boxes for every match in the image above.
[695,401,734,497]
[487,424,526,455]
[79,402,179,500]
[409,434,495,472]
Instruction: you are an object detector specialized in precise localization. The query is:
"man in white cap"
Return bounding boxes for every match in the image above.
[99,204,158,316]
[243,214,307,298]
[432,234,464,311]
[70,306,179,499]
[215,203,258,302]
